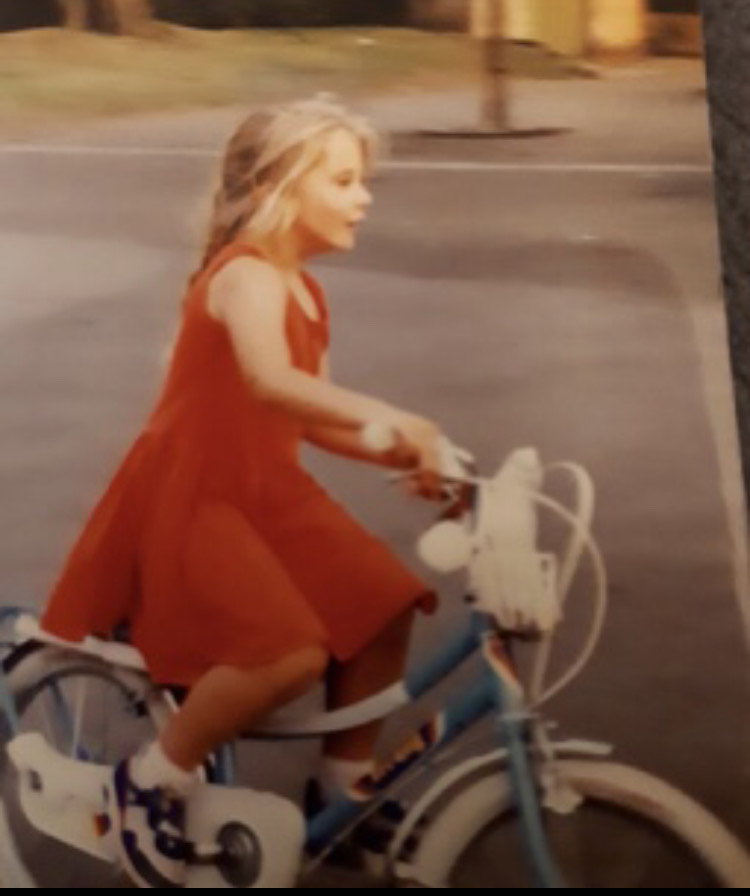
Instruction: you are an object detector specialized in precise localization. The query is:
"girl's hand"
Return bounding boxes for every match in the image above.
[387,414,445,501]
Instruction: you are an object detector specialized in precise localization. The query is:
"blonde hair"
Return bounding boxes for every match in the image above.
[199,96,380,270]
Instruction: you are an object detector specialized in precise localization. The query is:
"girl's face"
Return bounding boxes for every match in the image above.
[291,127,373,256]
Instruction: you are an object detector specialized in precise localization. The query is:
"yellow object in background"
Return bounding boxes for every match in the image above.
[470,0,650,58]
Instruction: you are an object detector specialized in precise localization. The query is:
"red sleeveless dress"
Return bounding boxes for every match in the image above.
[42,242,434,686]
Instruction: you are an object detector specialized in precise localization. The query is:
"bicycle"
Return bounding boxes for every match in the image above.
[0,430,748,887]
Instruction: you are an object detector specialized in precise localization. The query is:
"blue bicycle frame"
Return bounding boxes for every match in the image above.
[218,607,566,888]
[0,604,566,886]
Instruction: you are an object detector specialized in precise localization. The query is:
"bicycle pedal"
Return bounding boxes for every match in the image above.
[319,838,369,871]
[361,846,388,879]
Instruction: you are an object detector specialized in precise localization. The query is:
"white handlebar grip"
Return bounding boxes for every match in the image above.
[361,422,397,452]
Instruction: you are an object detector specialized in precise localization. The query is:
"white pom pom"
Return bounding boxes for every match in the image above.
[417,521,473,574]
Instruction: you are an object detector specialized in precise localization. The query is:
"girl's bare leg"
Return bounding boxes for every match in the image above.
[159,645,329,771]
[323,607,415,762]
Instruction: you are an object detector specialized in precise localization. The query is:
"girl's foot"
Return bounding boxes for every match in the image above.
[106,758,190,888]
[304,778,417,875]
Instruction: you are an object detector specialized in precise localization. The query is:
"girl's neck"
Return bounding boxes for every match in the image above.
[250,232,307,275]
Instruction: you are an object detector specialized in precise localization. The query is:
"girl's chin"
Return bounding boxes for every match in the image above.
[319,235,357,254]
[338,226,359,248]
[297,227,357,257]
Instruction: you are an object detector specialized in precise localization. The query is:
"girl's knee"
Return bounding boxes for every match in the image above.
[276,643,329,693]
[298,644,330,683]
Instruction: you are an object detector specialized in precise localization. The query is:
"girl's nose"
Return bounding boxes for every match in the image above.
[358,184,373,208]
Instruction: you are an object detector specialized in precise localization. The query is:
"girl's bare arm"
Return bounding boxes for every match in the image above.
[208,255,441,490]
[303,352,415,468]
[207,256,404,431]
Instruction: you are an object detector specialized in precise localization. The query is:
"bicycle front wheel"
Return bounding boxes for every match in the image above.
[406,759,750,888]
[0,641,164,888]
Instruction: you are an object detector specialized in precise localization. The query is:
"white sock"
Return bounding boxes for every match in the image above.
[131,741,198,798]
[319,756,375,802]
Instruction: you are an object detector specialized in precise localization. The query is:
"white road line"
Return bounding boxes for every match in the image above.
[0,143,712,175]
[0,144,213,159]
[387,160,712,175]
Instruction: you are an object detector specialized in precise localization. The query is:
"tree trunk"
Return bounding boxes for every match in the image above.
[108,0,154,35]
[57,0,88,29]
[57,0,154,34]
[471,0,510,132]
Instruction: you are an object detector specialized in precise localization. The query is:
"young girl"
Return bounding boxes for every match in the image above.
[41,96,444,888]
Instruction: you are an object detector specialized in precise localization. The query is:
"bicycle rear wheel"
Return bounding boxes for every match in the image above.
[406,759,750,888]
[0,642,163,888]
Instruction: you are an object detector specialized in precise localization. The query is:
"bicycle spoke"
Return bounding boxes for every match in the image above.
[0,657,160,888]
[36,690,57,749]
[445,796,725,887]
[543,808,588,887]
[71,676,87,760]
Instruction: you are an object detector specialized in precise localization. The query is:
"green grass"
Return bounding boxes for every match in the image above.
[0,25,586,133]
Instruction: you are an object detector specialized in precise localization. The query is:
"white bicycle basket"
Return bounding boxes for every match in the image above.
[418,448,561,633]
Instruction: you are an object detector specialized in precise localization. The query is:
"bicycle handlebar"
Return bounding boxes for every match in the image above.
[362,421,608,705]
[360,422,476,481]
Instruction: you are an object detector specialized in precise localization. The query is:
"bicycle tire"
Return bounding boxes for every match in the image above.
[0,641,164,888]
[405,759,750,888]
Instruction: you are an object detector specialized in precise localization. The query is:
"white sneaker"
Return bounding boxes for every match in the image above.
[106,758,190,888]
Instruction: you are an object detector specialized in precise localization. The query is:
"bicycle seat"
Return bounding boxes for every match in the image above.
[14,614,148,672]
